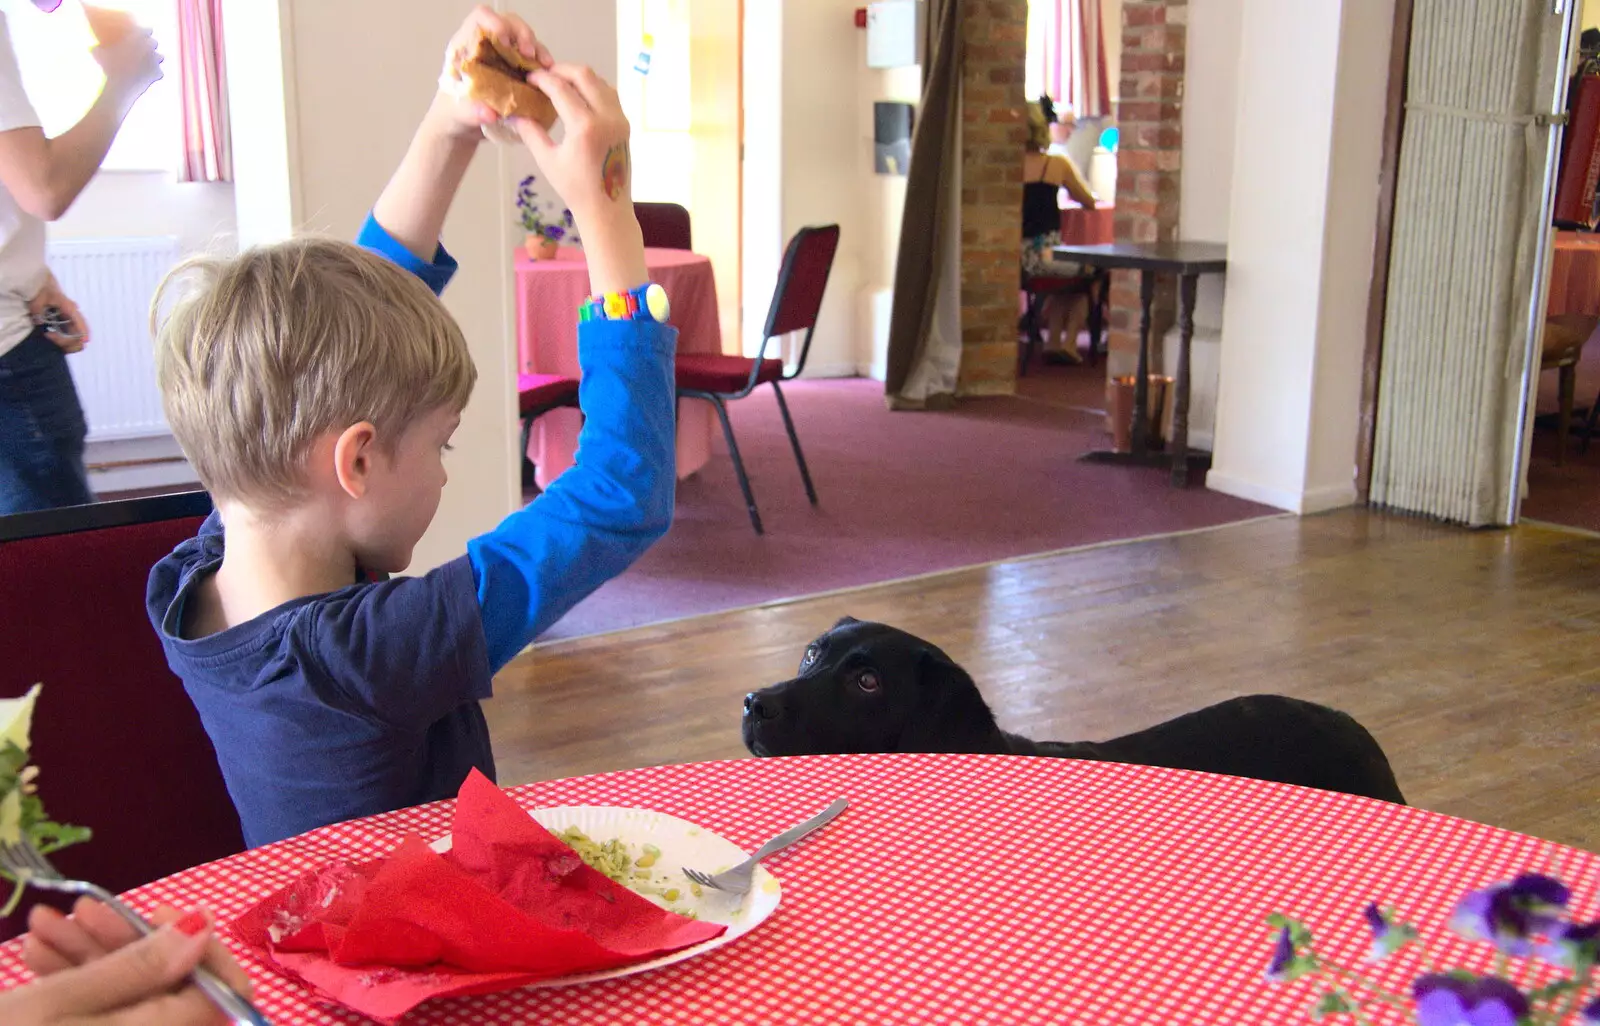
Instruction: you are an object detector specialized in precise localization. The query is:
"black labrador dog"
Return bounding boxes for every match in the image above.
[742,617,1406,804]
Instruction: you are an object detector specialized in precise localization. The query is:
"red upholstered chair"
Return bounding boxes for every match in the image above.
[0,492,243,941]
[676,224,840,534]
[635,202,693,251]
[519,373,582,491]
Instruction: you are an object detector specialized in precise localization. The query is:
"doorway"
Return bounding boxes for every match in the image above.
[617,0,743,354]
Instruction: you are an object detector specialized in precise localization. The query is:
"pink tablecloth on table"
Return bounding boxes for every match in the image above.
[2,754,1594,1023]
[516,246,721,489]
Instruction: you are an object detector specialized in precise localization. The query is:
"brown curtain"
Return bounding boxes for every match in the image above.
[884,0,963,407]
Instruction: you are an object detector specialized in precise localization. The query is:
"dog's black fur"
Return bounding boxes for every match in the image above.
[742,617,1407,804]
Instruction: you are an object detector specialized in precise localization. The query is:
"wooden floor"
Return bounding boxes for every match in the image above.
[486,509,1600,853]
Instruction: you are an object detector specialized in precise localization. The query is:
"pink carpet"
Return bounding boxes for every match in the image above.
[535,361,1276,641]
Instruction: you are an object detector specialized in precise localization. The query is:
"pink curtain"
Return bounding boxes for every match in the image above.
[1030,0,1111,119]
[177,0,231,182]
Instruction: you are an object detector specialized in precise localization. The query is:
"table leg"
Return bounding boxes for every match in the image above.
[1171,273,1197,486]
[1130,269,1155,457]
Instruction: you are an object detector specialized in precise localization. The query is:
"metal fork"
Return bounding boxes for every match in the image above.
[0,838,271,1026]
[683,798,848,896]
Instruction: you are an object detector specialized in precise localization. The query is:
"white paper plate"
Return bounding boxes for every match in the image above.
[430,805,781,988]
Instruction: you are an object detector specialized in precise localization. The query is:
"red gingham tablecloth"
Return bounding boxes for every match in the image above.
[1,754,1594,1024]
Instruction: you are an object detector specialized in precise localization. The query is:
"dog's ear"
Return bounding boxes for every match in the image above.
[894,650,1006,755]
[830,615,861,630]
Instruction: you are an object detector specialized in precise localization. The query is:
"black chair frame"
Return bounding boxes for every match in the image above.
[0,490,213,543]
[677,225,839,535]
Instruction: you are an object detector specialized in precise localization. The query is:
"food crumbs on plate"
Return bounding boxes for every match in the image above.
[762,878,779,894]
[690,883,703,897]
[664,888,680,901]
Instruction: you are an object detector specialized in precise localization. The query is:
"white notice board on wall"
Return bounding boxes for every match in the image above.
[867,0,925,69]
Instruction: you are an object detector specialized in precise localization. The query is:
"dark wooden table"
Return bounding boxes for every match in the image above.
[1052,241,1228,486]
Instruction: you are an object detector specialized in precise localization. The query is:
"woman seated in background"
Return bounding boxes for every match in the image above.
[1023,96,1099,364]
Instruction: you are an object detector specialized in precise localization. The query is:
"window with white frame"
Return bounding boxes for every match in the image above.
[5,0,180,173]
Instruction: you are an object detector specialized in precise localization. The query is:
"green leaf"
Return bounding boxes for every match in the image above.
[1309,991,1353,1020]
[1282,954,1321,982]
[1267,914,1315,949]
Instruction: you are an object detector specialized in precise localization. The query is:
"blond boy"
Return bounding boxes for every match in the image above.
[145,10,674,846]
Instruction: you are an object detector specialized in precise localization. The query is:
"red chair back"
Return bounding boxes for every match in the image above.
[1557,73,1600,228]
[760,225,842,375]
[0,493,244,940]
[635,202,693,251]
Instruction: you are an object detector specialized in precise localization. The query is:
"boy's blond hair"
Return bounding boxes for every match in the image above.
[152,237,476,508]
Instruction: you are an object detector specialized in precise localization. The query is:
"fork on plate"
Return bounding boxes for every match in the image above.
[0,837,271,1026]
[683,798,848,896]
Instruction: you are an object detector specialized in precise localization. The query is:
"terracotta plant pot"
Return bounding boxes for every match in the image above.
[524,235,559,260]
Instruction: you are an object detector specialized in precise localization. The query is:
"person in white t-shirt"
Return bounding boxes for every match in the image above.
[0,0,160,514]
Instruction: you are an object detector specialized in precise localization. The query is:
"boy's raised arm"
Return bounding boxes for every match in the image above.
[370,8,551,262]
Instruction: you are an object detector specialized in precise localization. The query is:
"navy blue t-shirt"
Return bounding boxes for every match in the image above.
[147,215,677,846]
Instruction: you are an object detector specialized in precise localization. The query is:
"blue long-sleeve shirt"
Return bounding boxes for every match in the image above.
[146,216,676,846]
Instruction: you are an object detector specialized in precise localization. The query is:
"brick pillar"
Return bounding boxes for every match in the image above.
[1109,0,1187,375]
[956,0,1028,397]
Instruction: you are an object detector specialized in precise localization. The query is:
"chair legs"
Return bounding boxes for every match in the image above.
[703,393,764,535]
[1584,386,1600,455]
[1559,363,1576,466]
[770,381,818,505]
[1019,291,1046,377]
[683,383,821,534]
[519,415,536,491]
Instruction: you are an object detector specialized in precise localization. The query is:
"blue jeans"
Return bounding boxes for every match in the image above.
[0,329,93,514]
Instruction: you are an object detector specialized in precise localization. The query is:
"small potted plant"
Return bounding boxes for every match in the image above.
[517,175,580,260]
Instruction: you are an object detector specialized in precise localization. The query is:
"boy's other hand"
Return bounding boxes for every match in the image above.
[513,64,633,225]
[435,6,551,141]
[512,64,647,296]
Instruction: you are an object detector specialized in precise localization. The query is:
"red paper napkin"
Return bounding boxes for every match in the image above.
[231,770,727,1022]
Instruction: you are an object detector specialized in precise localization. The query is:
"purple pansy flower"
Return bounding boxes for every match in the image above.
[545,225,566,242]
[1266,926,1294,981]
[1450,875,1570,956]
[1364,903,1418,962]
[1582,994,1600,1024]
[1413,975,1528,1026]
[1539,919,1599,970]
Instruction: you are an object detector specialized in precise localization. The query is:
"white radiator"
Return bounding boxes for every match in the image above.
[46,236,181,442]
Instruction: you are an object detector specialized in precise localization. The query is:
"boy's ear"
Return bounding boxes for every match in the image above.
[331,422,379,499]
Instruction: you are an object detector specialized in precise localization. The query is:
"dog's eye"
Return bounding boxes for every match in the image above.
[856,671,881,693]
[801,646,818,669]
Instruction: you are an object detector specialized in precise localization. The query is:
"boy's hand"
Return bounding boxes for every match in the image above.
[434,6,552,141]
[514,65,631,220]
[513,65,647,295]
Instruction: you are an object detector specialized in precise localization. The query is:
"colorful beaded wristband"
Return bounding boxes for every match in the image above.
[579,283,671,324]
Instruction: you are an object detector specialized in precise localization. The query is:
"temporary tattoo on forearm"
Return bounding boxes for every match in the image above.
[601,143,629,201]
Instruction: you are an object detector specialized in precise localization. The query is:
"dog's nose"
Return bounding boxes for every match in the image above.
[744,692,776,720]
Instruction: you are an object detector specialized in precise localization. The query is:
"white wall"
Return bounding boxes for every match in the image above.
[50,175,235,253]
[861,59,920,381]
[783,0,862,377]
[1159,0,1242,448]
[226,0,617,573]
[744,0,873,379]
[1205,0,1392,513]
